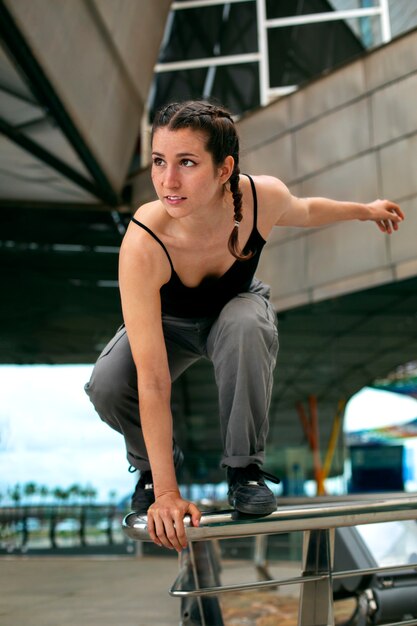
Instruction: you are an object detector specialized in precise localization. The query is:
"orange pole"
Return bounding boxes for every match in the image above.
[296,397,326,496]
[309,395,326,496]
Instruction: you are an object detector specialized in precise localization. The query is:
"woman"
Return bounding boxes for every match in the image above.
[85,100,403,553]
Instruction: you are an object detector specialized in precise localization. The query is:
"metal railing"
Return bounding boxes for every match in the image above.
[123,494,417,626]
[159,0,392,106]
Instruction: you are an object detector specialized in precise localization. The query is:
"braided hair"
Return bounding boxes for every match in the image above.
[151,100,253,261]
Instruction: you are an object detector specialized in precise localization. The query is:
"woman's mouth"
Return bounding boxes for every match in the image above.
[165,195,186,204]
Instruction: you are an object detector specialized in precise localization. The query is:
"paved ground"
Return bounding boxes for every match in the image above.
[1,555,181,626]
[0,555,353,626]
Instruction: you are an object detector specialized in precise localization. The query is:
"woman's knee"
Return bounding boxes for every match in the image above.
[85,359,125,415]
[85,331,137,415]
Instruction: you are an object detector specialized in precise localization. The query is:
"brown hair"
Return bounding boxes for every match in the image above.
[151,100,253,261]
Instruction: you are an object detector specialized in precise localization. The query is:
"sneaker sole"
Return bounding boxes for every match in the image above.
[229,496,277,516]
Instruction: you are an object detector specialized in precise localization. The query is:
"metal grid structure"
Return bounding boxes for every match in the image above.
[150,0,392,120]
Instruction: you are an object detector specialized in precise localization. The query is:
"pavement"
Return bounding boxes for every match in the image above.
[0,553,307,626]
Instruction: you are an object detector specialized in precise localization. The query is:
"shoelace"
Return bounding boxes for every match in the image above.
[230,464,280,486]
[258,468,280,485]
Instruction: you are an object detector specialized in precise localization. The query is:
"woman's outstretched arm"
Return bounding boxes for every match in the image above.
[256,175,404,233]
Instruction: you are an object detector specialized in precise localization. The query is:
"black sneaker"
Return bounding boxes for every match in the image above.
[227,464,280,516]
[131,442,184,514]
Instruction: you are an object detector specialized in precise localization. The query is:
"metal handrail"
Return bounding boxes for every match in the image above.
[169,561,417,598]
[123,493,417,543]
[123,494,417,625]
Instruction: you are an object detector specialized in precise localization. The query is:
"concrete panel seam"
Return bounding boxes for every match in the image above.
[312,265,396,291]
[364,65,417,100]
[85,0,143,106]
[390,191,417,205]
[286,129,417,191]
[244,67,417,154]
[291,66,417,134]
[367,86,375,149]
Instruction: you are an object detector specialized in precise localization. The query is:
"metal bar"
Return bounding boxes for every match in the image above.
[267,85,298,97]
[123,495,417,542]
[0,0,120,206]
[154,52,260,73]
[0,117,102,201]
[180,541,225,624]
[265,8,382,30]
[254,534,273,581]
[169,557,417,599]
[0,199,106,211]
[375,621,417,626]
[170,568,328,598]
[333,562,417,580]
[172,0,254,10]
[298,529,334,626]
[256,0,269,106]
[379,0,392,43]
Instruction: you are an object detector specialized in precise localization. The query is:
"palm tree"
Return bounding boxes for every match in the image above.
[39,485,49,504]
[9,483,21,507]
[24,482,37,505]
[52,487,69,506]
[81,484,97,505]
[68,484,82,506]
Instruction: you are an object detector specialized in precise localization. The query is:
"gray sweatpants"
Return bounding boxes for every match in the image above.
[84,278,278,471]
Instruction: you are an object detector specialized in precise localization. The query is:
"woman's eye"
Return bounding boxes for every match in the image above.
[181,159,195,167]
[152,157,164,166]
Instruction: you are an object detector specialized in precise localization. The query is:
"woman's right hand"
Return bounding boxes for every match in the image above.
[147,491,201,552]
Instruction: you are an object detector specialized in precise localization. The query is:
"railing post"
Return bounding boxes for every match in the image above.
[180,540,224,626]
[298,529,335,626]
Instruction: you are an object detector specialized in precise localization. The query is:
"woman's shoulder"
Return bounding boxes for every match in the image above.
[123,201,166,256]
[121,202,172,286]
[242,174,291,211]
[244,174,289,197]
[132,199,163,223]
[242,174,292,237]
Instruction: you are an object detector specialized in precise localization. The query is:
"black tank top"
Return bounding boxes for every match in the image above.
[130,174,266,318]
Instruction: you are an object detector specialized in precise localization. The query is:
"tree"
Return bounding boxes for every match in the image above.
[9,483,21,507]
[52,487,69,505]
[24,482,37,505]
[68,484,82,505]
[81,484,97,505]
[39,485,49,503]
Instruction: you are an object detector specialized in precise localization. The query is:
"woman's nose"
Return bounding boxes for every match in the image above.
[163,165,180,188]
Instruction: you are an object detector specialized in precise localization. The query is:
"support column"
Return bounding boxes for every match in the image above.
[298,529,335,626]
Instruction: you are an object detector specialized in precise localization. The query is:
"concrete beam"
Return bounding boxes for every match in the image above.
[5,0,171,191]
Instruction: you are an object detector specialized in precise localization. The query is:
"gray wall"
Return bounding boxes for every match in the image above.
[239,27,417,311]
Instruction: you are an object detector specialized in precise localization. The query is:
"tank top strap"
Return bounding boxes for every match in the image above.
[244,174,258,230]
[130,217,174,272]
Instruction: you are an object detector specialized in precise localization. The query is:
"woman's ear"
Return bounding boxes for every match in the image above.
[219,155,234,184]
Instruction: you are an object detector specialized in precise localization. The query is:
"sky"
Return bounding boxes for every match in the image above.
[0,365,134,503]
[1,365,417,504]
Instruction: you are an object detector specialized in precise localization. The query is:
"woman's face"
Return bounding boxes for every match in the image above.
[151,127,232,219]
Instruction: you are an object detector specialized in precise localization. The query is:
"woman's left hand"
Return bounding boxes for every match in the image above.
[366,199,404,234]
